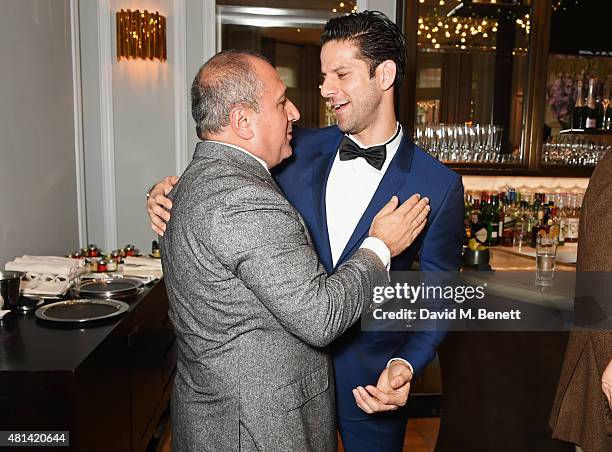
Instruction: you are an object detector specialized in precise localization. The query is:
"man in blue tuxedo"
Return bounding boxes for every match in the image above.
[147,11,464,451]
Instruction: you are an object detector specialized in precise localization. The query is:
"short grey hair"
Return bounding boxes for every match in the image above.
[191,50,266,139]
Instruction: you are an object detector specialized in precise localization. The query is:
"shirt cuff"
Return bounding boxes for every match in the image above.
[360,237,391,269]
[386,358,414,377]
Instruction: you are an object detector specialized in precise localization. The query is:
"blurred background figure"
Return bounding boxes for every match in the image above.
[549,149,612,452]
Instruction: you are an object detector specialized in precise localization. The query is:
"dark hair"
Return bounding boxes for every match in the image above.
[321,11,406,88]
[191,50,267,139]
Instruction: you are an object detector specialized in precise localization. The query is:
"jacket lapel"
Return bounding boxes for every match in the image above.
[311,133,344,274]
[335,135,415,269]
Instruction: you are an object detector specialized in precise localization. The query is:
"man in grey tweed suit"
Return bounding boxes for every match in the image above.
[161,50,429,451]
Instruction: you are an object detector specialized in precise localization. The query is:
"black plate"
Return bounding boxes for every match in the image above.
[35,299,129,323]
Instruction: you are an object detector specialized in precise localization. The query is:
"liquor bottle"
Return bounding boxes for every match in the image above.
[464,194,475,244]
[524,196,537,242]
[479,193,491,245]
[594,89,605,129]
[585,78,600,129]
[513,201,530,248]
[530,202,547,248]
[471,199,488,245]
[486,194,500,246]
[502,189,516,247]
[572,80,586,129]
[564,194,580,243]
[547,206,560,241]
[604,81,612,130]
[557,195,568,246]
[497,192,506,242]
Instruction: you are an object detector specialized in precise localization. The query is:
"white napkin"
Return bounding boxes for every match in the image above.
[22,280,71,297]
[124,256,162,269]
[122,266,163,279]
[0,310,11,320]
[5,255,86,280]
[16,255,86,268]
[5,261,75,277]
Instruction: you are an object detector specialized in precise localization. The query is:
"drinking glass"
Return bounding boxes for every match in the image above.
[535,235,558,286]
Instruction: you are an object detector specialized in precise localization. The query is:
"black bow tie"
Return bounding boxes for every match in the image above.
[338,136,387,170]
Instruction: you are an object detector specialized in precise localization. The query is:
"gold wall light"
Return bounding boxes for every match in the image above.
[116,9,166,62]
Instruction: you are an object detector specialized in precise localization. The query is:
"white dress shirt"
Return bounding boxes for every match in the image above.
[325,124,415,376]
[326,123,402,268]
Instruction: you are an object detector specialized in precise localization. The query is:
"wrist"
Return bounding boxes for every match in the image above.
[387,358,414,380]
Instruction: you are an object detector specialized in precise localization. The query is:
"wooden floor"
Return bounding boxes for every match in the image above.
[156,417,440,452]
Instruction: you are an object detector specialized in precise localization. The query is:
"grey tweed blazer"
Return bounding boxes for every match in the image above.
[161,141,387,452]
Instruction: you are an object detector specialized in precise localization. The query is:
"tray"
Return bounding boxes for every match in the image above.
[35,299,129,323]
[72,277,144,299]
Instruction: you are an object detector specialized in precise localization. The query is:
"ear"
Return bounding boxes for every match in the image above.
[378,60,397,91]
[229,106,254,140]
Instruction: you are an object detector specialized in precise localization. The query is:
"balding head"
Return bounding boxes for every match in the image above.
[191,50,266,139]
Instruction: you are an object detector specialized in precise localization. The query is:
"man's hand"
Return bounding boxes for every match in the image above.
[369,194,429,257]
[352,360,413,414]
[602,358,612,409]
[147,176,179,236]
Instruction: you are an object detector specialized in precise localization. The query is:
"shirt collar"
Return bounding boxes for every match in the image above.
[206,140,270,174]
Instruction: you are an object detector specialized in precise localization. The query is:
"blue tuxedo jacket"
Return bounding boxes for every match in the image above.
[273,125,464,421]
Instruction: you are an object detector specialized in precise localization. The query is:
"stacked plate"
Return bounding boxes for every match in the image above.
[71,277,144,299]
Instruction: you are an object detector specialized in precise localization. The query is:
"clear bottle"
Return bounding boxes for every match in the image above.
[564,194,580,243]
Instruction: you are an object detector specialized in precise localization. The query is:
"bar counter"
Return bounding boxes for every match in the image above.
[490,245,577,271]
[0,280,176,452]
[436,247,574,452]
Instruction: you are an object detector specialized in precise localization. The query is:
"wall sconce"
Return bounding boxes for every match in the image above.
[116,9,166,62]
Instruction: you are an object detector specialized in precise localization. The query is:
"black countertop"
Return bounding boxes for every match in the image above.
[0,281,159,372]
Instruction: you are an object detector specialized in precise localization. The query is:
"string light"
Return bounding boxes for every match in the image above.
[413,2,530,53]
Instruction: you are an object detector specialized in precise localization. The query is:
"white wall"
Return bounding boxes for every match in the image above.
[79,0,214,254]
[0,0,80,267]
[111,0,177,252]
